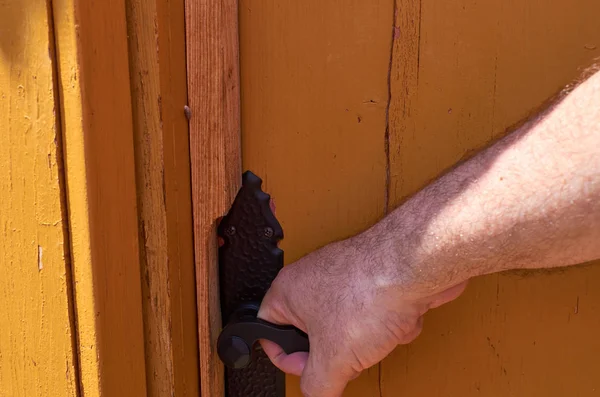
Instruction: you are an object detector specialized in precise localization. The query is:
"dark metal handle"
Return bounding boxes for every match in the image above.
[217,302,310,369]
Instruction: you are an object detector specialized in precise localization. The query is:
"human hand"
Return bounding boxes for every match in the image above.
[257,236,467,397]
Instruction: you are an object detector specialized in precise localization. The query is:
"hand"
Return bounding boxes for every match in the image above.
[257,236,467,397]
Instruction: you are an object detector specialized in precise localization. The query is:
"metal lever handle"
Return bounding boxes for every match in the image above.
[217,302,310,369]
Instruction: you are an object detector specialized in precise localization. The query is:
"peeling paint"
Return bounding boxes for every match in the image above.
[37,245,43,271]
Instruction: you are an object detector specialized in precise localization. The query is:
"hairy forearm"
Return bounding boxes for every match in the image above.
[362,70,600,295]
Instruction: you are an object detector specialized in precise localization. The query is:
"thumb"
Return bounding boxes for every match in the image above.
[300,346,355,397]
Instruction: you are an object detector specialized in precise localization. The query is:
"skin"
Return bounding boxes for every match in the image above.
[257,67,600,397]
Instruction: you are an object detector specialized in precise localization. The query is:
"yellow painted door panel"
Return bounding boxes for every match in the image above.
[240,0,600,396]
[1,1,199,396]
[384,1,600,396]
[240,1,392,394]
[0,1,78,396]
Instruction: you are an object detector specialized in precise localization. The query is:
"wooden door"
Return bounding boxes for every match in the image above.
[238,1,600,396]
[4,1,600,396]
[1,1,199,396]
[1,3,78,394]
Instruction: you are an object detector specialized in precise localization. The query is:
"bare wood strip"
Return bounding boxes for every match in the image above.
[125,0,201,394]
[185,0,243,395]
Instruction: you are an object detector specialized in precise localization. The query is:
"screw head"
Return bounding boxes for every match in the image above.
[225,225,236,236]
[218,336,251,369]
[264,227,274,238]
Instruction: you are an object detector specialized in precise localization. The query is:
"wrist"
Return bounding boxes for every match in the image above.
[352,203,468,301]
[348,217,428,300]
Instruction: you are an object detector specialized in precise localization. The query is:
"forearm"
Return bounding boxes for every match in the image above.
[362,70,600,295]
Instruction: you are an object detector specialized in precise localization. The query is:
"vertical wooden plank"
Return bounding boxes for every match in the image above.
[239,0,393,395]
[383,1,600,396]
[51,0,147,395]
[0,1,78,396]
[185,0,242,395]
[125,0,201,395]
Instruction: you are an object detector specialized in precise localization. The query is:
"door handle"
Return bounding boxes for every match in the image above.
[217,171,297,396]
[217,302,310,369]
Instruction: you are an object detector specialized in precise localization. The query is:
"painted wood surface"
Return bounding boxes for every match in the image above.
[0,1,78,396]
[240,0,392,395]
[126,0,201,395]
[383,1,600,396]
[185,0,243,396]
[52,0,147,395]
[239,0,600,396]
[4,1,200,396]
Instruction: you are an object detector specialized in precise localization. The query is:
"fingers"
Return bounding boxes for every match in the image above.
[257,264,289,320]
[257,284,288,325]
[260,339,308,376]
[258,254,355,396]
[261,336,355,397]
[300,347,355,397]
[258,267,311,377]
[259,266,307,329]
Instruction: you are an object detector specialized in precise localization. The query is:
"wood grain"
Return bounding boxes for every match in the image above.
[382,1,600,396]
[185,0,242,395]
[239,0,393,395]
[0,1,78,396]
[52,0,147,395]
[125,0,200,395]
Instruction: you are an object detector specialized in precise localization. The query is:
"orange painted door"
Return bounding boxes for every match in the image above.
[239,1,600,396]
[1,1,198,396]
